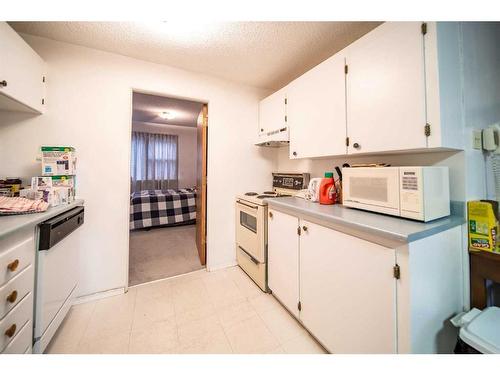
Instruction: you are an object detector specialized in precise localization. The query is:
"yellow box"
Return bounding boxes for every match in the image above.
[468,200,500,254]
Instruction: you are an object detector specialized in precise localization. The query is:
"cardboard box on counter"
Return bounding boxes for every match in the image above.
[31,175,75,207]
[41,146,76,176]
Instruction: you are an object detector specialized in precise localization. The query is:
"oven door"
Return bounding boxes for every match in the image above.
[342,167,401,216]
[235,199,265,263]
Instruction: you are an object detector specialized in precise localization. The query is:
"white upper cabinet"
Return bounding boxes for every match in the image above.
[345,22,427,154]
[288,52,347,159]
[258,86,287,136]
[258,22,464,158]
[0,22,46,114]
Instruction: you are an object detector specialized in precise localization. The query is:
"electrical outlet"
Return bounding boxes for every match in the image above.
[473,130,483,150]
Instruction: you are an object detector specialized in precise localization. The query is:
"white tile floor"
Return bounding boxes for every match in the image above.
[45,266,327,354]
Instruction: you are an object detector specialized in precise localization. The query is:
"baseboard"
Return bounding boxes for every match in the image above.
[74,287,125,304]
[207,261,238,272]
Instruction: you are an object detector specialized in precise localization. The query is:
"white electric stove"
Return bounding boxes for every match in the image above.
[235,173,309,291]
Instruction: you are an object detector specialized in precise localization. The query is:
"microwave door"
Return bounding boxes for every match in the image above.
[344,168,401,216]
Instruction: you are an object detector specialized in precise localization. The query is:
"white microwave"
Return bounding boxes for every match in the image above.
[342,166,450,222]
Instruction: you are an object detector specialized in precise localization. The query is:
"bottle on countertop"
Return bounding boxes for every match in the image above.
[319,172,336,205]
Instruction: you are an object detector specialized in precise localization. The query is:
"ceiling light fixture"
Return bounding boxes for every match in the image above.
[159,111,176,120]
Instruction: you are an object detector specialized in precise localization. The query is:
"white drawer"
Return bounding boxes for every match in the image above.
[1,320,32,354]
[236,246,267,291]
[0,292,32,352]
[0,265,34,320]
[0,234,34,287]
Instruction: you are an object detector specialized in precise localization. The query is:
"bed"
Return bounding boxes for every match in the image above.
[130,188,197,230]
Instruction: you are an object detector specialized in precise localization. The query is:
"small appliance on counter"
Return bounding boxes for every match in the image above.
[235,172,309,291]
[342,166,450,222]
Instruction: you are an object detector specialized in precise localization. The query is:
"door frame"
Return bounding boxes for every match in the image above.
[125,88,209,291]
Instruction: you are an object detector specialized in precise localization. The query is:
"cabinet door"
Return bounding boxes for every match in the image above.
[0,22,46,113]
[345,22,427,154]
[258,87,287,136]
[299,220,397,353]
[267,209,300,318]
[288,53,347,159]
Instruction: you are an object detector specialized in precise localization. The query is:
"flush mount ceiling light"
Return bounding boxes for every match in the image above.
[159,111,176,120]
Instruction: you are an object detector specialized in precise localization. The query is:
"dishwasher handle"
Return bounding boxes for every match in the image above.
[39,206,85,251]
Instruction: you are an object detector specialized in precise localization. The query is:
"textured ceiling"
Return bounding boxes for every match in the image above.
[132,92,203,127]
[9,21,381,90]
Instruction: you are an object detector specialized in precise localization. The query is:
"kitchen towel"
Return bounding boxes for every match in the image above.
[0,196,49,214]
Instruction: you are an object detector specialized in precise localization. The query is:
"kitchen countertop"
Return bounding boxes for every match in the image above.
[0,199,84,238]
[265,197,464,247]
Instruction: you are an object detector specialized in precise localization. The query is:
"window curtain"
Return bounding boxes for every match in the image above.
[130,131,179,192]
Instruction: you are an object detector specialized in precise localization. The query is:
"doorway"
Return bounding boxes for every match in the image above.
[128,91,208,286]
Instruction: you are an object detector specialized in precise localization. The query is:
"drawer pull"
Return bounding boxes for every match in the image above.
[5,324,16,338]
[7,259,19,272]
[6,290,18,304]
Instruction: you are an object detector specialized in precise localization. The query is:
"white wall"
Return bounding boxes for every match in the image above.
[0,34,275,297]
[132,121,197,188]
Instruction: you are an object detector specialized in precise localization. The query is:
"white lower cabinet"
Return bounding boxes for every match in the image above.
[0,227,35,354]
[267,209,300,318]
[267,207,463,354]
[299,220,397,353]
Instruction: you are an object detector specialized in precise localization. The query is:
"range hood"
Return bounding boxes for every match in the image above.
[255,126,289,147]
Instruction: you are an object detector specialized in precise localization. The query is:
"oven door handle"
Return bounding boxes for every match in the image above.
[236,200,259,210]
[238,245,259,265]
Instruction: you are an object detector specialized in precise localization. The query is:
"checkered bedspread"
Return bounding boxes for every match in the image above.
[130,188,197,230]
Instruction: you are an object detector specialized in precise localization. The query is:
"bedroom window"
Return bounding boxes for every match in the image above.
[130,131,178,192]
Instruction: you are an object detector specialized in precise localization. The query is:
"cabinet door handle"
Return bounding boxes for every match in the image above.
[6,290,18,304]
[292,151,297,156]
[0,80,7,87]
[5,324,16,338]
[269,211,273,218]
[7,259,19,272]
[353,143,360,149]
[302,225,308,232]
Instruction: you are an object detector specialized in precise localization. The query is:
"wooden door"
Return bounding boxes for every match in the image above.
[258,87,287,136]
[299,220,397,353]
[345,22,427,154]
[267,209,300,318]
[195,104,208,265]
[288,52,347,159]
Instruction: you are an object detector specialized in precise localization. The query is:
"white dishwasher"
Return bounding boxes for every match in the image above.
[33,206,84,354]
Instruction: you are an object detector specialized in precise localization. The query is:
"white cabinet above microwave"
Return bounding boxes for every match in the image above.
[0,22,46,114]
[256,22,466,158]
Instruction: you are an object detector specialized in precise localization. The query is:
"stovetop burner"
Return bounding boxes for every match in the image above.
[245,192,258,196]
[257,195,275,199]
[263,191,275,195]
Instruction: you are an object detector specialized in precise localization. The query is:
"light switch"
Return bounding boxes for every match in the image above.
[473,130,483,150]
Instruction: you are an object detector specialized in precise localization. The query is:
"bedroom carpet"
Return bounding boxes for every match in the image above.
[129,224,203,286]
